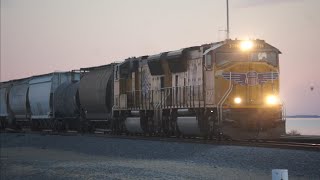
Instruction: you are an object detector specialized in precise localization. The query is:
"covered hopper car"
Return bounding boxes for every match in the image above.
[0,82,11,128]
[0,72,80,130]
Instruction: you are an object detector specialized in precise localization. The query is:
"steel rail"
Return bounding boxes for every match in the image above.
[2,129,320,152]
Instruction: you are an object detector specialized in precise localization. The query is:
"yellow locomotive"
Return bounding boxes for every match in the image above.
[207,39,285,139]
[112,39,285,139]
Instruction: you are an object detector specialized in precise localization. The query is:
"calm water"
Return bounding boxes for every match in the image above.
[286,118,320,135]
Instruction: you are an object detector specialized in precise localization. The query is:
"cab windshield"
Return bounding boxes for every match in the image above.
[216,51,278,66]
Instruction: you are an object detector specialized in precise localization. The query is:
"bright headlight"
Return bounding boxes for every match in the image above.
[266,95,279,105]
[234,97,242,104]
[240,40,253,51]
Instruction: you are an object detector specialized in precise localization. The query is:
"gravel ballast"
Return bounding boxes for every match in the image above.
[1,133,319,180]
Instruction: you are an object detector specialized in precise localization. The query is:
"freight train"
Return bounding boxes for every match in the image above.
[0,39,286,139]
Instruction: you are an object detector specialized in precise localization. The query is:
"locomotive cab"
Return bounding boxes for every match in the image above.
[204,39,285,139]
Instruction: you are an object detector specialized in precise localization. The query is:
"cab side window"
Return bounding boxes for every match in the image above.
[205,54,212,69]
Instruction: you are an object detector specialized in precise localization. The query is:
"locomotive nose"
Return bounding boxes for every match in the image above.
[219,62,280,106]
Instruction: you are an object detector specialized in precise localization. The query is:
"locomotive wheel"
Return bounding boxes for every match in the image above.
[64,120,69,131]
[0,119,5,129]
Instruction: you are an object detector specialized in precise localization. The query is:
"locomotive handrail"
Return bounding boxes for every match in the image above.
[217,84,233,124]
[154,88,171,109]
[281,101,287,121]
[217,72,233,125]
[121,85,203,110]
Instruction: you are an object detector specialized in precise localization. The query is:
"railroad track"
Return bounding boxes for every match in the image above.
[96,134,320,152]
[2,128,320,152]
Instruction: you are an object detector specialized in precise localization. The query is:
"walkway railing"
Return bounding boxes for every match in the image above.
[114,85,204,110]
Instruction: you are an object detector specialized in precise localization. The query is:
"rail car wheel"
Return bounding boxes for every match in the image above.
[112,117,122,135]
[0,118,6,129]
[53,119,62,132]
[70,119,80,131]
[145,111,155,135]
[59,120,64,131]
[31,119,40,131]
[162,110,176,137]
[79,117,89,133]
[110,117,116,134]
[53,120,58,131]
[169,110,178,137]
[63,120,69,132]
[161,111,170,136]
[207,110,222,140]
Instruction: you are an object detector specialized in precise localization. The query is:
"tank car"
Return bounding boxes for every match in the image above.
[113,39,285,139]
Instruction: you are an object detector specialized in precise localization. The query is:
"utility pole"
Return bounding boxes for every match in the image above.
[226,0,230,39]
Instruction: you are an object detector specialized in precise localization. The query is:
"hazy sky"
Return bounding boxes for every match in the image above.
[1,0,320,115]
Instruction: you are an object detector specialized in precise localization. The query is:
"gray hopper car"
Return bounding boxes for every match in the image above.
[0,72,80,130]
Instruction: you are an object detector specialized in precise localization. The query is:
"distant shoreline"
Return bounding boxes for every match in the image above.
[286,115,320,118]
